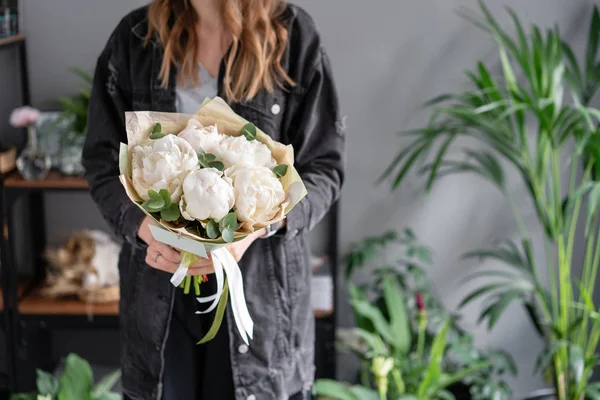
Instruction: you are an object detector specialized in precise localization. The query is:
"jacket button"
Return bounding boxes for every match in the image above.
[246,395,256,400]
[238,344,249,354]
[271,104,281,115]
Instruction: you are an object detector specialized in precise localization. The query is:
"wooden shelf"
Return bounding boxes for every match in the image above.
[1,280,118,316]
[314,309,333,319]
[0,34,25,48]
[4,170,88,190]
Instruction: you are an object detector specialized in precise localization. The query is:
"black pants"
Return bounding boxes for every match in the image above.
[160,278,309,400]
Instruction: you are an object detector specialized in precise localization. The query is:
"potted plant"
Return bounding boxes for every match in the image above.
[315,230,514,400]
[10,353,121,400]
[382,2,600,399]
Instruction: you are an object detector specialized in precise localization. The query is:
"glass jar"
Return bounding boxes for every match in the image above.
[58,130,85,176]
[16,125,51,180]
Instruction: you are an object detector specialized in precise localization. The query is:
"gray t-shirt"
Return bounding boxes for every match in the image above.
[175,63,218,114]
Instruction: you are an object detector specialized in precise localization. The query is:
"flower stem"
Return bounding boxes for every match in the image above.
[184,276,191,295]
[194,276,201,296]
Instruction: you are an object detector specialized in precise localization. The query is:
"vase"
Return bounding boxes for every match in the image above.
[16,126,51,180]
[58,130,85,176]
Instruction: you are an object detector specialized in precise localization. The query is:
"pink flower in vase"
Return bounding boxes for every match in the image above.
[9,106,41,128]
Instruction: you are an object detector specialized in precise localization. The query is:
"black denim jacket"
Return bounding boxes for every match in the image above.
[82,4,344,400]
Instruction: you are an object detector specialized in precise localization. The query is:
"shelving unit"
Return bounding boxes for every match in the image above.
[0,166,339,392]
[0,31,31,396]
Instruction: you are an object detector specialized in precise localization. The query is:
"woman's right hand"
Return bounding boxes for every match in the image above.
[138,216,212,274]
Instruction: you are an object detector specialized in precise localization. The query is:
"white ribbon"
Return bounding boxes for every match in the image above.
[168,248,254,345]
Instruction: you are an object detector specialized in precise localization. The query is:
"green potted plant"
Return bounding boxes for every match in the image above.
[382,2,600,399]
[315,230,514,400]
[10,353,121,400]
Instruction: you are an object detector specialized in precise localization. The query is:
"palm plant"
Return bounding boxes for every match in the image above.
[382,3,600,399]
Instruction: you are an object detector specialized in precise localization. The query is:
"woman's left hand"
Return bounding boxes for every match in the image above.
[186,227,267,276]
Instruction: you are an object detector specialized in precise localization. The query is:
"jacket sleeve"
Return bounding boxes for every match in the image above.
[82,29,146,247]
[281,47,345,241]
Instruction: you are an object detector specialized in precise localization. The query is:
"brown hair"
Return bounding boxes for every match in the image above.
[146,0,294,102]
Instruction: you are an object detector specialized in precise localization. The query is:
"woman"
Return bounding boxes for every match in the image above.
[82,0,344,399]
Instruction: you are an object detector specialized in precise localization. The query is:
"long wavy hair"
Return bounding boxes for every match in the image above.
[146,0,294,102]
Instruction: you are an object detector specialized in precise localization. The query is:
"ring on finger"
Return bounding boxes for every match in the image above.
[154,252,161,263]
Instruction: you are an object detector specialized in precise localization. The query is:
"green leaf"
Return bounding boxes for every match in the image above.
[158,189,172,208]
[207,220,220,239]
[586,8,600,82]
[160,204,180,222]
[197,279,229,344]
[535,340,568,373]
[273,164,288,178]
[222,228,234,243]
[348,386,379,400]
[353,328,388,355]
[196,148,206,157]
[152,123,162,134]
[149,132,165,140]
[204,153,216,162]
[9,393,38,400]
[586,184,600,234]
[314,380,359,400]
[241,122,257,141]
[570,345,585,386]
[350,294,398,348]
[382,275,411,355]
[418,318,451,397]
[91,370,121,399]
[208,161,224,171]
[69,67,94,85]
[58,353,94,400]
[142,190,165,212]
[479,290,523,330]
[36,369,59,396]
[219,212,238,230]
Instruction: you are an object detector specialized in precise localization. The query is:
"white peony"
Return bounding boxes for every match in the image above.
[177,119,225,154]
[225,165,285,225]
[180,168,235,221]
[216,135,277,169]
[131,135,198,203]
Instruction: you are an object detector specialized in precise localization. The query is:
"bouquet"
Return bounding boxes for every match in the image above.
[118,97,306,344]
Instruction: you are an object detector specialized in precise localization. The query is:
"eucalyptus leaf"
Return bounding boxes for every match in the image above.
[220,212,238,230]
[161,204,180,222]
[207,220,220,239]
[273,164,288,178]
[209,161,224,171]
[204,153,217,162]
[222,228,234,243]
[241,122,257,141]
[159,189,172,208]
[150,123,165,140]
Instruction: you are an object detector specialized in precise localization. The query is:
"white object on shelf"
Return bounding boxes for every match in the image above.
[311,275,333,312]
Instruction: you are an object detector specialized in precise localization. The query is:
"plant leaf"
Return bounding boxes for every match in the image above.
[158,189,172,208]
[207,220,220,239]
[142,190,165,212]
[241,122,257,141]
[570,345,585,386]
[57,353,94,400]
[160,204,180,222]
[204,153,216,162]
[36,369,59,396]
[418,318,451,397]
[273,164,288,178]
[382,274,411,355]
[219,212,238,230]
[222,228,234,243]
[314,380,360,400]
[150,123,164,139]
[91,370,121,399]
[208,161,224,171]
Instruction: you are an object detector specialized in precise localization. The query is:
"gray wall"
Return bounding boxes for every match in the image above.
[0,0,597,397]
